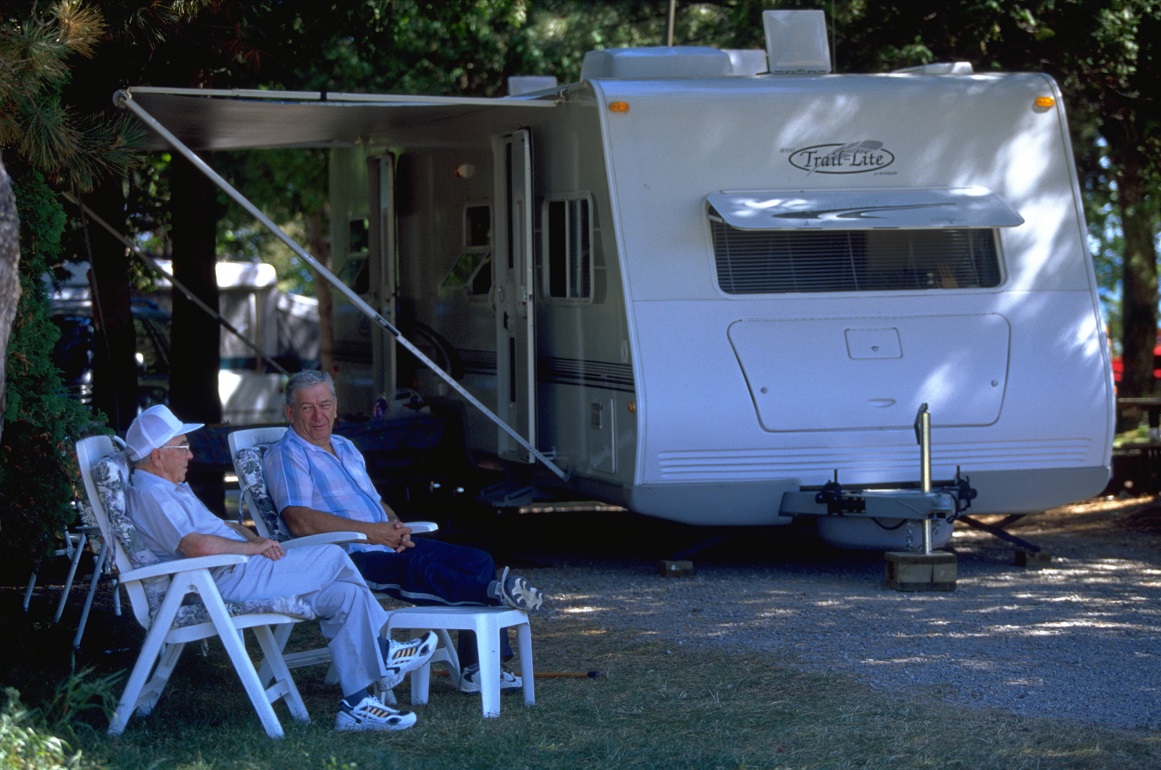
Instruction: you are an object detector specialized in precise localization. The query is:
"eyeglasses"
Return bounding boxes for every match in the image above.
[159,443,192,452]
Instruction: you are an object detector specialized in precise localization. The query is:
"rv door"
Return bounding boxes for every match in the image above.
[494,130,536,462]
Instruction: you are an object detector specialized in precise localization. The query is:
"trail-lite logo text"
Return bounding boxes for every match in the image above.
[788,141,895,174]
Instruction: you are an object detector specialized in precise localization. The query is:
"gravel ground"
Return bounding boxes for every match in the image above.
[516,498,1161,731]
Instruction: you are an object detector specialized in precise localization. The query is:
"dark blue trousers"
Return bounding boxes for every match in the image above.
[350,538,513,666]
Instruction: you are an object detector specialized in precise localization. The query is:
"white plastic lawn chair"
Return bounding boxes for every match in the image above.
[227,427,450,691]
[228,426,381,675]
[77,434,312,738]
[228,426,535,716]
[24,502,121,649]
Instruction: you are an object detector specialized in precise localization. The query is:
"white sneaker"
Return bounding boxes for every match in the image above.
[381,630,439,689]
[334,695,417,731]
[457,663,523,694]
[497,566,545,612]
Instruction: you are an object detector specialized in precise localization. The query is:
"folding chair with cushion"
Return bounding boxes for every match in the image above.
[228,427,451,689]
[228,426,534,717]
[228,426,378,676]
[77,434,313,738]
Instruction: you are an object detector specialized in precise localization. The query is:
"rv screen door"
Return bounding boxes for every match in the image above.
[494,130,536,462]
[366,154,396,398]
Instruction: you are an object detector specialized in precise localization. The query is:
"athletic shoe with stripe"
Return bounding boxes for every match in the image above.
[457,663,523,693]
[381,630,439,689]
[335,695,417,731]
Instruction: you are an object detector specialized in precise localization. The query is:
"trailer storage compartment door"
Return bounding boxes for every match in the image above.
[728,314,1011,431]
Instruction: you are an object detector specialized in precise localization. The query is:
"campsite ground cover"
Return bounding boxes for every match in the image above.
[4,497,1161,769]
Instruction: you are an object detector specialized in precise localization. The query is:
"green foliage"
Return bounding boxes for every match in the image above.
[0,163,101,567]
[36,665,121,741]
[0,688,84,770]
[0,1,141,192]
[0,665,117,770]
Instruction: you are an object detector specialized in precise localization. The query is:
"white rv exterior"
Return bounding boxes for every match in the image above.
[119,11,1113,548]
[323,51,1112,544]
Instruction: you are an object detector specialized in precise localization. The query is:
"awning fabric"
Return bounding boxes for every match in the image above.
[120,87,556,151]
[707,187,1024,230]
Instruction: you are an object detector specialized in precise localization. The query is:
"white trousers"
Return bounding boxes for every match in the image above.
[215,544,389,696]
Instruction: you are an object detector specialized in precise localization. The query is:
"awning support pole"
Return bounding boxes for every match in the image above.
[115,89,569,481]
[61,192,290,377]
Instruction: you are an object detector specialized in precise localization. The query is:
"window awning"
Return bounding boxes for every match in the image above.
[707,187,1024,230]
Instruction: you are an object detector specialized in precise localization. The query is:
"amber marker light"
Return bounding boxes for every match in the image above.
[1034,96,1055,109]
[608,101,630,113]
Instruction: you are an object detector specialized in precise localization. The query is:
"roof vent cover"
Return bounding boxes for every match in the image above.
[580,47,732,80]
[763,10,831,75]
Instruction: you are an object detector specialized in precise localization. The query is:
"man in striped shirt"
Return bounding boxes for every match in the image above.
[264,370,544,694]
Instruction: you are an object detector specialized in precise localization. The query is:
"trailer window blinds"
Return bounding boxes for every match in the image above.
[710,222,1001,294]
[545,196,592,299]
[706,189,1018,294]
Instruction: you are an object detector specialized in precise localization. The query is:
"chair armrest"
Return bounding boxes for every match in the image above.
[119,554,247,583]
[282,531,369,549]
[406,521,439,534]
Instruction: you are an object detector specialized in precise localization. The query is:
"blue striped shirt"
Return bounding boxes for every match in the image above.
[263,428,387,554]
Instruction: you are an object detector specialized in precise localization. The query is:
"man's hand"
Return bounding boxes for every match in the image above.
[178,531,285,560]
[249,537,285,561]
[366,521,414,553]
[281,505,414,552]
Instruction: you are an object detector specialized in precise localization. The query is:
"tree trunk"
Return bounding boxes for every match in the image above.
[306,210,334,377]
[1113,129,1159,408]
[0,157,21,444]
[86,179,138,433]
[168,154,222,425]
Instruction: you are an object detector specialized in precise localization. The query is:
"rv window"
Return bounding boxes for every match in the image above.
[443,251,492,297]
[710,219,1001,294]
[441,203,493,297]
[545,197,592,300]
[465,205,491,248]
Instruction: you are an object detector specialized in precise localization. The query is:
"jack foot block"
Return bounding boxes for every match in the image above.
[659,560,694,578]
[1015,549,1052,569]
[884,551,957,592]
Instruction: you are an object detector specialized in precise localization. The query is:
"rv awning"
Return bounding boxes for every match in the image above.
[119,87,558,151]
[706,187,1024,230]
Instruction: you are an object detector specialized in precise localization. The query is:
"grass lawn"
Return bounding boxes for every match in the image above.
[8,500,1161,769]
[5,583,1161,770]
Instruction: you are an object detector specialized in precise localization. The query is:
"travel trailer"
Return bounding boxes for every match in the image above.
[116,10,1114,549]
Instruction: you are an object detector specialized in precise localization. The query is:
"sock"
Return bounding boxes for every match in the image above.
[487,579,501,600]
[342,688,370,707]
[378,635,390,661]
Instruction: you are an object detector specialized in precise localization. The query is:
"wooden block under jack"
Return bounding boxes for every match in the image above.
[1015,549,1052,569]
[884,551,957,592]
[659,559,694,577]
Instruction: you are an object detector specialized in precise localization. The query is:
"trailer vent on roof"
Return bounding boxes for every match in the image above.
[581,47,732,80]
[709,220,1002,294]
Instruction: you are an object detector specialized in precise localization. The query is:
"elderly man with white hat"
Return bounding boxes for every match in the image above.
[125,404,437,732]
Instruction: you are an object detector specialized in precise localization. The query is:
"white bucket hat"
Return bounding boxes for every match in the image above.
[125,405,204,462]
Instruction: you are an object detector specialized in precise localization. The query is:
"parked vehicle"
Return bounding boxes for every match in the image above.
[51,297,171,411]
[117,10,1113,549]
